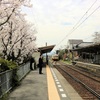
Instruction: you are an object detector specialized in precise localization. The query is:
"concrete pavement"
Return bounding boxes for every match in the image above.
[9,67,48,100]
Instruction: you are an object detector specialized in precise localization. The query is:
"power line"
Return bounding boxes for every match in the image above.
[69,5,100,35]
[54,2,100,49]
[73,0,98,29]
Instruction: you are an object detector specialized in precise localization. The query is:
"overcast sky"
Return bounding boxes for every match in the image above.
[23,0,100,51]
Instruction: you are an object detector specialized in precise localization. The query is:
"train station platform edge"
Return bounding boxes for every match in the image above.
[9,64,83,100]
[46,65,60,100]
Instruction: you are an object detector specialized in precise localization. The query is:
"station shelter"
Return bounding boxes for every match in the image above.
[32,45,55,69]
[38,45,55,64]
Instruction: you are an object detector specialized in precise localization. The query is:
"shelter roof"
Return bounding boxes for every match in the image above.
[77,42,93,47]
[72,43,100,53]
[38,45,55,54]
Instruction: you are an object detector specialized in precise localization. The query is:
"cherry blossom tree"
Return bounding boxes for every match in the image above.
[92,32,100,43]
[0,0,37,64]
[0,0,32,26]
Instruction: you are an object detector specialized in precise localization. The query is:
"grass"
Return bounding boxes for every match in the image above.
[60,59,72,65]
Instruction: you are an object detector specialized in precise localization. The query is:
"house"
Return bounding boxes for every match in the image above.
[67,39,95,61]
[67,39,83,49]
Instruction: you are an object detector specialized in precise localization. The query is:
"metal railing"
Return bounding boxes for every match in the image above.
[17,62,30,81]
[0,70,13,98]
[0,62,30,98]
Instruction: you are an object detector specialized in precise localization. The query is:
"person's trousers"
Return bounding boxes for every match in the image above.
[39,67,42,74]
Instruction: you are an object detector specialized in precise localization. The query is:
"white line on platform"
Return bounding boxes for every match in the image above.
[59,89,64,92]
[61,94,67,98]
[56,82,60,84]
[51,67,67,98]
[58,85,61,87]
[55,78,58,80]
[53,75,56,77]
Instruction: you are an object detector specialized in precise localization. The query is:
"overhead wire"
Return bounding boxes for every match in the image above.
[73,0,98,29]
[54,0,99,49]
[28,0,99,50]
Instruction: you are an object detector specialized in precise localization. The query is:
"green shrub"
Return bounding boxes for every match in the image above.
[0,53,3,57]
[6,60,17,69]
[0,58,18,72]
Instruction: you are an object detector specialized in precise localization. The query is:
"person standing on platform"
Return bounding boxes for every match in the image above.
[38,55,43,74]
[46,55,48,65]
[30,57,34,70]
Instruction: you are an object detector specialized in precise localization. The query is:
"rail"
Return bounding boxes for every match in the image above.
[74,61,100,76]
[56,64,100,99]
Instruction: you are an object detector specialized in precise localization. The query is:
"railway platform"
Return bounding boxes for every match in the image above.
[9,64,83,100]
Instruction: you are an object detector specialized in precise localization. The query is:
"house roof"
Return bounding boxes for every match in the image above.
[68,39,83,44]
[38,45,55,54]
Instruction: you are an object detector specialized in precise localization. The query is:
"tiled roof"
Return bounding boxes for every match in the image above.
[73,43,100,53]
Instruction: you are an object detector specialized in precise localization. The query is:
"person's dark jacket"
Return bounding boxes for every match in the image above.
[30,57,34,70]
[38,57,43,67]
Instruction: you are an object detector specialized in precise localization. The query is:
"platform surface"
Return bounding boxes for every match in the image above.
[9,65,83,100]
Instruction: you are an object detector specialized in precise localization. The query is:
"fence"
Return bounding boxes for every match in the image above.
[0,62,30,98]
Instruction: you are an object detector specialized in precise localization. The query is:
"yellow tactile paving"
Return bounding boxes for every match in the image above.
[46,65,60,100]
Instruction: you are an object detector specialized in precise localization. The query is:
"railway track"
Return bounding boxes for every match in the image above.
[53,62,100,100]
[60,62,100,83]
